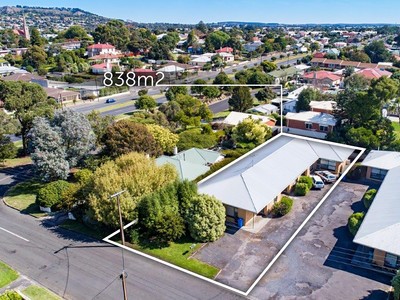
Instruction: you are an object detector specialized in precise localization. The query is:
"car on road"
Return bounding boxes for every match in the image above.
[106,98,116,103]
[311,175,325,189]
[315,170,337,183]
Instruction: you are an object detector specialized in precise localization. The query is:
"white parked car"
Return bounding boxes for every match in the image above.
[315,170,337,183]
[311,175,325,189]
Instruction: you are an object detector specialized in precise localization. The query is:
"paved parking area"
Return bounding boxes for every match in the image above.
[248,181,391,300]
[194,183,332,291]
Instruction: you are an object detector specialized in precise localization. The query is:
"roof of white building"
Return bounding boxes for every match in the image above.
[198,134,354,213]
[223,111,275,126]
[285,111,337,126]
[309,100,336,111]
[354,150,400,256]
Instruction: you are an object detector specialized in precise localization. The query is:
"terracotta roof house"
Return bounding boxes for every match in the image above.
[303,71,342,86]
[216,47,233,54]
[87,43,117,58]
[355,68,392,80]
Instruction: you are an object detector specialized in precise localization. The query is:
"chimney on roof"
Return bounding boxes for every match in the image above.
[173,146,178,155]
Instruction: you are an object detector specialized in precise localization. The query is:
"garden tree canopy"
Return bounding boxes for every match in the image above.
[88,152,177,227]
[345,127,380,149]
[213,71,234,91]
[165,86,188,101]
[364,40,393,63]
[232,117,272,148]
[296,88,320,112]
[86,111,115,146]
[0,81,57,154]
[187,194,226,242]
[186,30,198,48]
[102,120,162,157]
[146,124,179,153]
[138,183,185,242]
[52,110,96,167]
[177,128,217,151]
[92,20,130,50]
[23,45,47,68]
[255,87,276,102]
[135,95,157,110]
[348,212,365,236]
[30,28,45,46]
[191,79,207,94]
[127,28,156,54]
[205,30,230,51]
[261,61,277,73]
[228,86,253,112]
[344,74,370,90]
[369,76,398,103]
[29,117,70,181]
[61,25,89,40]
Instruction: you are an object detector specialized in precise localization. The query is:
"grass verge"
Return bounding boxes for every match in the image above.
[213,110,230,119]
[127,235,219,279]
[0,261,18,288]
[0,156,31,168]
[97,101,136,113]
[22,285,60,300]
[3,180,46,217]
[60,219,109,240]
[392,121,400,139]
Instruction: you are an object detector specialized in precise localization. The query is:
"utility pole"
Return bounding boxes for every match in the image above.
[110,190,128,300]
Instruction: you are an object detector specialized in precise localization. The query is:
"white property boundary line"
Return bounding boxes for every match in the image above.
[102,83,366,297]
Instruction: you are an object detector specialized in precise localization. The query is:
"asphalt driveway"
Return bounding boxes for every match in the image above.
[195,183,332,291]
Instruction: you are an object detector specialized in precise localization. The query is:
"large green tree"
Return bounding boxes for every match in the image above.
[228,86,253,112]
[0,81,56,154]
[102,120,162,157]
[23,45,47,68]
[232,117,272,148]
[146,124,179,153]
[205,31,230,51]
[364,40,393,63]
[88,152,177,227]
[296,88,320,112]
[92,20,130,50]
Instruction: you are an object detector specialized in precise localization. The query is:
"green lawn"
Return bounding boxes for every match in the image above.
[22,285,60,300]
[0,156,31,168]
[392,121,400,139]
[213,110,230,119]
[3,181,46,217]
[0,261,18,288]
[128,236,219,279]
[0,290,22,300]
[60,219,109,240]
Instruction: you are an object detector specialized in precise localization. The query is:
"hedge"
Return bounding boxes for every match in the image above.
[272,196,293,217]
[363,189,377,209]
[298,176,313,190]
[294,182,309,196]
[36,180,71,209]
[99,86,128,97]
[348,212,365,236]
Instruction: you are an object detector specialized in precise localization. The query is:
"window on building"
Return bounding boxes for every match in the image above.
[384,253,400,268]
[319,159,336,171]
[370,168,388,180]
[305,122,312,129]
[319,125,329,132]
[225,206,238,218]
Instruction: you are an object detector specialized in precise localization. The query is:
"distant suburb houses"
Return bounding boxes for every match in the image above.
[354,150,400,271]
[198,134,354,228]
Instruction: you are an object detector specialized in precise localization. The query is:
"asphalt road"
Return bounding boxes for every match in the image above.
[0,169,243,300]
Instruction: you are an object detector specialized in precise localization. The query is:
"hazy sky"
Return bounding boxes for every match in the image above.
[3,0,400,24]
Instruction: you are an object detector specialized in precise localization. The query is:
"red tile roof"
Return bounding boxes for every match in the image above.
[303,71,341,81]
[356,68,392,79]
[313,52,326,58]
[87,43,115,50]
[216,47,233,53]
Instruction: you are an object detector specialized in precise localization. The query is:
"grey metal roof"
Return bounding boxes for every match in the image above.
[156,156,209,181]
[198,135,354,213]
[354,151,400,255]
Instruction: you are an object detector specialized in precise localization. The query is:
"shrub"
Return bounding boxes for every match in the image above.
[348,212,365,236]
[294,182,309,196]
[272,196,293,217]
[36,180,71,209]
[392,270,400,300]
[298,176,313,190]
[363,189,377,209]
[0,290,23,300]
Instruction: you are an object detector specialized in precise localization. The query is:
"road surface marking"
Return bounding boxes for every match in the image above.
[0,226,30,242]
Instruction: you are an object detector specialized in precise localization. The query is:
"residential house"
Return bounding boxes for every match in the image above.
[219,52,234,63]
[310,58,393,70]
[354,150,400,271]
[244,41,263,52]
[309,100,336,114]
[44,87,81,103]
[251,103,279,115]
[87,43,117,58]
[285,111,336,139]
[156,148,223,181]
[216,47,233,54]
[355,68,392,80]
[89,53,121,74]
[189,55,211,67]
[222,111,276,127]
[303,70,342,87]
[198,134,354,227]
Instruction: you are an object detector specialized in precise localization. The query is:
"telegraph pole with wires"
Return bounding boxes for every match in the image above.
[110,190,129,300]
